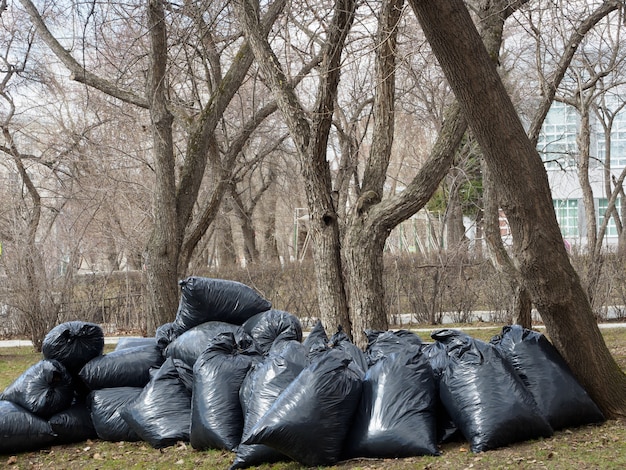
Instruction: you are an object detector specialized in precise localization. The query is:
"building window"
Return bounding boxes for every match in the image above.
[597,119,626,168]
[553,199,579,237]
[598,198,622,237]
[538,102,578,169]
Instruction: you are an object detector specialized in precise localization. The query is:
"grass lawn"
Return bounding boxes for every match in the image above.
[0,326,625,469]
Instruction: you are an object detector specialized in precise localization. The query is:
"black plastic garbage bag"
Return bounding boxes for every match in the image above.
[1,359,73,418]
[421,341,461,444]
[242,348,363,467]
[155,322,179,350]
[174,276,271,334]
[0,400,56,454]
[120,358,192,448]
[88,387,143,442]
[190,332,262,451]
[327,326,368,374]
[49,402,97,444]
[491,325,604,429]
[231,340,308,469]
[421,340,449,379]
[345,348,439,458]
[164,321,241,366]
[432,329,553,452]
[79,344,164,390]
[115,337,157,351]
[365,329,423,367]
[42,321,104,373]
[302,320,329,361]
[241,309,303,355]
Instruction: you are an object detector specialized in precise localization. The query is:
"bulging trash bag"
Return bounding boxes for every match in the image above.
[345,348,439,458]
[115,337,157,351]
[365,329,423,366]
[120,358,192,448]
[49,402,97,444]
[190,332,262,451]
[1,359,73,418]
[421,340,449,379]
[231,340,308,469]
[164,321,241,366]
[241,309,303,355]
[42,321,104,373]
[242,348,363,467]
[327,326,368,374]
[174,276,271,333]
[88,387,143,442]
[421,341,461,444]
[0,400,56,453]
[490,325,604,429]
[79,344,164,390]
[302,320,329,361]
[432,329,553,452]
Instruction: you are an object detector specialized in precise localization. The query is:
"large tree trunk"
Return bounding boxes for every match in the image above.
[474,0,536,329]
[344,0,404,347]
[234,0,354,336]
[409,0,626,418]
[344,225,389,348]
[144,0,179,333]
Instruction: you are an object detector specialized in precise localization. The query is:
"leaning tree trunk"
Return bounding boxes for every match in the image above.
[409,0,626,418]
[483,159,533,328]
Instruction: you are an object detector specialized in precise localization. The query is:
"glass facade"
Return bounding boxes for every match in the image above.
[597,111,626,168]
[598,197,622,237]
[553,199,579,237]
[537,102,579,169]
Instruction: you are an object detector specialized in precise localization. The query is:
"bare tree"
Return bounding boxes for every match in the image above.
[234,0,356,335]
[19,0,289,331]
[481,0,623,327]
[408,0,626,418]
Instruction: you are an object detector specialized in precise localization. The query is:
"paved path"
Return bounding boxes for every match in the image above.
[0,336,133,348]
[1,323,625,348]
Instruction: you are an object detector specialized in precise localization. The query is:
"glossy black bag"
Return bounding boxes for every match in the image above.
[432,329,553,452]
[42,321,104,373]
[174,276,271,334]
[241,309,303,355]
[190,332,262,451]
[231,340,308,469]
[49,402,97,444]
[120,358,192,448]
[88,387,143,442]
[345,347,439,458]
[490,325,604,429]
[79,344,164,390]
[0,359,73,418]
[242,348,363,467]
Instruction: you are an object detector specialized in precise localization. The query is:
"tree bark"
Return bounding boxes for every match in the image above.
[474,0,532,329]
[408,0,626,418]
[344,0,404,348]
[577,105,598,251]
[234,0,355,336]
[144,0,179,334]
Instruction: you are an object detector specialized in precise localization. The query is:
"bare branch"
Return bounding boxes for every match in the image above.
[18,0,149,108]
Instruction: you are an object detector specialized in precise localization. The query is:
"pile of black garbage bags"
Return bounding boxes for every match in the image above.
[0,276,605,467]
